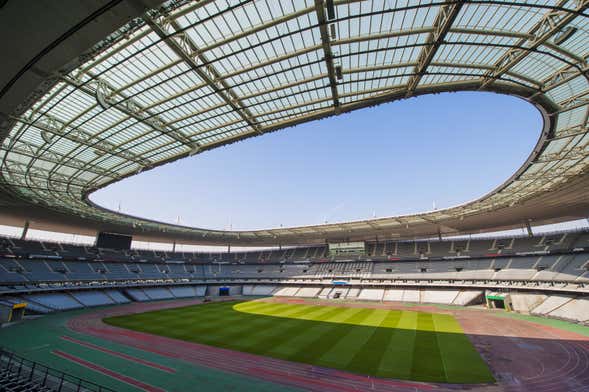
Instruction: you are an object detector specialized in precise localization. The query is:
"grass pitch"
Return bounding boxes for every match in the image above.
[104,300,494,383]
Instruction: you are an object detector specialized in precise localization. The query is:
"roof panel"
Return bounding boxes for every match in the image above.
[1,0,587,244]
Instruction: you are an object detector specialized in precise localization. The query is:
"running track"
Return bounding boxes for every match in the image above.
[66,298,589,392]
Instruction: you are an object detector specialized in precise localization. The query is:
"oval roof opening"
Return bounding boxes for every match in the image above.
[90,91,541,231]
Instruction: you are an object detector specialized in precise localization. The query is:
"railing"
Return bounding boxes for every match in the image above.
[0,348,115,392]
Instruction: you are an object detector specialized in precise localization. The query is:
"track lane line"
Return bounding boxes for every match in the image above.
[61,335,176,374]
[52,349,167,392]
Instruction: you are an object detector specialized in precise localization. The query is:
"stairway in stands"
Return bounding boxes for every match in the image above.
[0,367,54,391]
[0,349,113,392]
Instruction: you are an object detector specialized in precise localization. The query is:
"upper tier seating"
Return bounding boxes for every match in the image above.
[2,231,587,266]
[0,253,586,286]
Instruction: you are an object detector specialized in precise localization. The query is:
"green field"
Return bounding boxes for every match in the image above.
[104,300,494,383]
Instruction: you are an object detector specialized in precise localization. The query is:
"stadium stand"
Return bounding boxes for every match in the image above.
[274,287,301,297]
[104,289,131,304]
[143,287,175,300]
[125,289,150,302]
[453,291,484,306]
[242,285,278,296]
[0,234,587,325]
[346,288,361,299]
[382,289,404,302]
[69,291,115,307]
[421,289,461,304]
[547,297,589,323]
[22,293,83,311]
[2,231,586,266]
[295,287,322,298]
[168,286,197,298]
[358,289,385,301]
[402,289,421,303]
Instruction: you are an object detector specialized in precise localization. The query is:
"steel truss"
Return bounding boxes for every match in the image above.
[0,0,588,244]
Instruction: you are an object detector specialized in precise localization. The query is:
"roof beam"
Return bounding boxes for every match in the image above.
[101,26,552,114]
[99,45,323,128]
[2,141,112,178]
[11,113,150,167]
[480,0,588,89]
[143,14,262,134]
[535,146,589,163]
[62,75,195,149]
[54,76,196,186]
[194,0,363,54]
[556,89,589,113]
[314,0,340,108]
[77,32,556,135]
[534,53,589,96]
[345,61,541,88]
[405,0,465,96]
[548,123,589,140]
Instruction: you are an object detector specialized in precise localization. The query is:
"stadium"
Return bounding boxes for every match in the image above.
[0,0,588,391]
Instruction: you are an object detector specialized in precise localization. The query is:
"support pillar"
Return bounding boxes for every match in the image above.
[20,221,29,240]
[227,243,231,253]
[525,220,533,237]
[172,241,176,253]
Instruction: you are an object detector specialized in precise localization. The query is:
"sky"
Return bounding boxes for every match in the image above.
[90,91,546,232]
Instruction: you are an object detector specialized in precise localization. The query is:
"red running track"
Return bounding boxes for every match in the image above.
[53,349,166,392]
[60,335,176,374]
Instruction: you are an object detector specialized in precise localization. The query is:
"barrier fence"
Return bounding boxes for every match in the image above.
[0,348,114,392]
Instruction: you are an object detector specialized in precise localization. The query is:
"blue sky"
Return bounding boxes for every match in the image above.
[91,91,543,231]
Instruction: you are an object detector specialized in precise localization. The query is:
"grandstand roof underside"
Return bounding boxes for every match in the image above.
[0,0,588,246]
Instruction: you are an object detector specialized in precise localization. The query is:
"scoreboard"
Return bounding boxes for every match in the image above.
[328,241,366,256]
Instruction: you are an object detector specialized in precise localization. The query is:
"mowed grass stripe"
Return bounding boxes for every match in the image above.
[109,301,270,342]
[306,307,372,366]
[252,303,342,320]
[315,309,392,370]
[411,313,445,382]
[105,300,494,384]
[223,304,334,351]
[376,310,417,379]
[121,301,239,327]
[195,304,346,354]
[263,306,364,358]
[244,308,354,356]
[432,314,494,383]
[180,304,298,345]
[286,309,379,364]
[344,310,402,374]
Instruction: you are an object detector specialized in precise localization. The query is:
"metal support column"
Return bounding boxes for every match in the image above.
[20,221,29,241]
[525,220,533,237]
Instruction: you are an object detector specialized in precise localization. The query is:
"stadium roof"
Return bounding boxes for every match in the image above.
[0,0,588,246]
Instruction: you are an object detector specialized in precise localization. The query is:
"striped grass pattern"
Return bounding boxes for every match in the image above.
[104,300,494,383]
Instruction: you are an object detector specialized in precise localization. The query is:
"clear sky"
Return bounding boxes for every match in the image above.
[91,91,543,231]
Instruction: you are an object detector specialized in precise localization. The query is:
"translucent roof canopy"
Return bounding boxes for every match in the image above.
[0,0,588,245]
